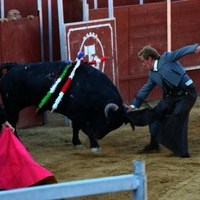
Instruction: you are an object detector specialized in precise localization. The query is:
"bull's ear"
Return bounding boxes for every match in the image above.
[2,68,8,75]
[0,62,17,78]
[0,67,8,78]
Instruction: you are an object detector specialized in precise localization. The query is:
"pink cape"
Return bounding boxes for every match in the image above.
[0,128,55,189]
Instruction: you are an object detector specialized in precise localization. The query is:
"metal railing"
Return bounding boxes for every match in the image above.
[0,160,147,200]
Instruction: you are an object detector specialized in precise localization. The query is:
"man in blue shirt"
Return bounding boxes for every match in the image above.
[126,44,200,157]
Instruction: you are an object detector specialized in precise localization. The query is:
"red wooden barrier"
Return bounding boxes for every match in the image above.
[1,0,200,127]
[0,17,43,128]
[87,0,180,9]
[0,18,40,63]
[64,18,118,85]
[89,0,200,103]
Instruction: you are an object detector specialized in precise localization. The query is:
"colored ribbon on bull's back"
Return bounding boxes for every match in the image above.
[51,52,84,112]
[36,60,72,112]
[88,56,107,65]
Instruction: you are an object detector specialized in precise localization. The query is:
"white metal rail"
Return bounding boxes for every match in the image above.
[0,160,147,200]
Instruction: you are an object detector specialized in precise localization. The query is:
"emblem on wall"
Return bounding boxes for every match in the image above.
[65,18,118,85]
[79,32,106,72]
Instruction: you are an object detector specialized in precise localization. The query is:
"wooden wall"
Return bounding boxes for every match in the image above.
[0,0,82,127]
[89,0,200,103]
[0,18,40,64]
[87,0,138,8]
[87,0,180,8]
[1,0,83,61]
[1,0,200,127]
[0,17,43,128]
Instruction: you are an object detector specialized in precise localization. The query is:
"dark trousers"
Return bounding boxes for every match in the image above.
[148,86,197,156]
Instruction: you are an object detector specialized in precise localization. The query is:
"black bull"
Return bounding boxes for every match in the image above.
[0,61,160,151]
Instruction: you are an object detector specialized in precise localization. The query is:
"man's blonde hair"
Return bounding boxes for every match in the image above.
[138,45,161,60]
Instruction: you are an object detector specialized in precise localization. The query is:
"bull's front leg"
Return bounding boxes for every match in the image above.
[72,121,101,152]
[87,133,101,152]
[72,121,85,149]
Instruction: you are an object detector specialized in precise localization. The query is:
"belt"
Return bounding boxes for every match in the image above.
[185,83,195,91]
[175,90,187,97]
[169,83,195,97]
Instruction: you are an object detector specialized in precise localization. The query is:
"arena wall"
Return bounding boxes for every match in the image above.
[1,0,200,127]
[89,0,200,103]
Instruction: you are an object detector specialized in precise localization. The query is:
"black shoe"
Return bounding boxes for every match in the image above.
[138,144,160,154]
[180,153,190,158]
[169,153,190,158]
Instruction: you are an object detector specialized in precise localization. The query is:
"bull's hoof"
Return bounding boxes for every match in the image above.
[74,144,85,150]
[90,147,102,153]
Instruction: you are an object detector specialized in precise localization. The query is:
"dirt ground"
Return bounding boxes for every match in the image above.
[18,96,200,200]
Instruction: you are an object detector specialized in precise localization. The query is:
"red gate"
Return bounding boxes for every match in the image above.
[64,18,118,86]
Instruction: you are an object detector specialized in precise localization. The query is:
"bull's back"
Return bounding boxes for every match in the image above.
[0,61,123,113]
[62,64,123,114]
[0,61,67,106]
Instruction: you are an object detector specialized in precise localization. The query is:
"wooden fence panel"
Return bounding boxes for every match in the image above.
[0,17,43,128]
[90,1,200,104]
[64,18,118,86]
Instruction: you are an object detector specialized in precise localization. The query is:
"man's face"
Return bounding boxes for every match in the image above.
[7,9,22,20]
[139,56,154,70]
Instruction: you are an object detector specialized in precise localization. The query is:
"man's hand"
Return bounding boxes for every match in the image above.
[124,104,137,112]
[2,121,15,132]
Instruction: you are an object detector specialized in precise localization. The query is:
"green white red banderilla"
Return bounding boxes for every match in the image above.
[36,60,72,112]
[51,52,84,112]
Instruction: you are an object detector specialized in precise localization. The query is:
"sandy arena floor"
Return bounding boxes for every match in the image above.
[19,96,200,200]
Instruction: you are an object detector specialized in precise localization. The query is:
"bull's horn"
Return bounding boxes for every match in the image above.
[104,103,119,118]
